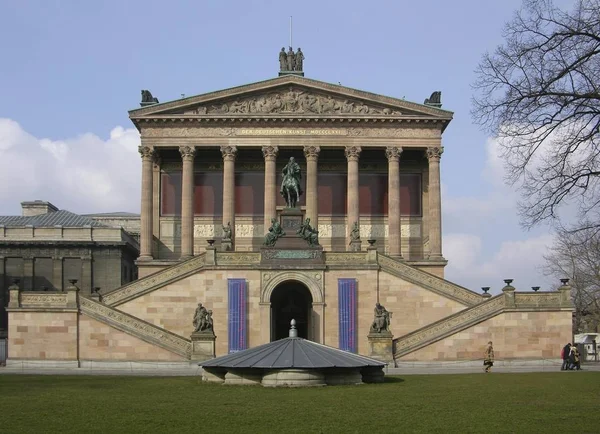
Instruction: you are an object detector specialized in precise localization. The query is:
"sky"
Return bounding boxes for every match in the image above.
[0,0,573,294]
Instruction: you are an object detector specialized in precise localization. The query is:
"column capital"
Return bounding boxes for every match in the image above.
[138,145,156,161]
[262,146,279,160]
[179,145,196,161]
[303,146,321,160]
[426,146,444,161]
[220,146,238,161]
[344,146,362,162]
[385,146,403,162]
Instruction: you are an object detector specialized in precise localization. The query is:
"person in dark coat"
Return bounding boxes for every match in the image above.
[561,343,571,371]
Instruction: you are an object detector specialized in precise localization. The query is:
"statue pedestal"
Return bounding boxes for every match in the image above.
[190,332,216,362]
[349,239,362,252]
[261,207,324,267]
[368,332,394,365]
[221,240,232,252]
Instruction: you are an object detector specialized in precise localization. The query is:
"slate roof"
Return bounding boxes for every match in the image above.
[82,212,140,218]
[0,210,108,228]
[201,337,386,369]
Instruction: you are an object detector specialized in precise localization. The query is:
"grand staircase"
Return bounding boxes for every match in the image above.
[79,296,191,358]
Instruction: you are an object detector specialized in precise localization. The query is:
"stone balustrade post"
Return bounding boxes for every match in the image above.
[66,279,80,308]
[8,279,20,308]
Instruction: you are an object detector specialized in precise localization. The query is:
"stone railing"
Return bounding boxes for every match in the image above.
[18,292,69,308]
[324,252,369,266]
[102,253,206,306]
[393,295,505,359]
[378,254,482,306]
[79,297,191,358]
[393,290,572,359]
[215,252,261,266]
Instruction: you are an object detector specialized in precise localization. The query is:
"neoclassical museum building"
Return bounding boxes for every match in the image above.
[6,65,572,367]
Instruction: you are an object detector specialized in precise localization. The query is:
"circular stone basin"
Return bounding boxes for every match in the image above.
[262,369,325,387]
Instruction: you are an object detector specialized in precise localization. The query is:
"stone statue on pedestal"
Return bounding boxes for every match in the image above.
[222,222,232,241]
[264,218,286,247]
[297,218,319,246]
[370,303,391,333]
[192,302,213,333]
[349,222,360,244]
[280,157,303,208]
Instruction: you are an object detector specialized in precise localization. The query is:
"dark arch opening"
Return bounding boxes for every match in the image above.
[270,281,313,341]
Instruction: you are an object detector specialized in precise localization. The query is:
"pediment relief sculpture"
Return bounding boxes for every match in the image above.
[185,88,404,116]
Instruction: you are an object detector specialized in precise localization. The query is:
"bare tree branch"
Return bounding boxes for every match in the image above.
[472,0,600,230]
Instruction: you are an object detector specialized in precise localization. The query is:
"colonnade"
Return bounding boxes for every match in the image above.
[137,145,443,260]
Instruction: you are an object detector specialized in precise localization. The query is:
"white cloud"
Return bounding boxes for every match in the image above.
[443,136,556,293]
[0,118,141,215]
[445,233,555,294]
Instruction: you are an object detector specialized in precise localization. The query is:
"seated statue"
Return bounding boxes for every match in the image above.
[297,218,319,246]
[370,303,391,333]
[264,218,285,247]
[192,303,208,332]
[222,222,232,241]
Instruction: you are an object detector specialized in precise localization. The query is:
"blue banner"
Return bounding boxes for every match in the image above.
[338,278,357,353]
[228,278,247,353]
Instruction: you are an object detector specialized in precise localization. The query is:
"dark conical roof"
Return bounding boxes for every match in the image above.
[200,337,386,369]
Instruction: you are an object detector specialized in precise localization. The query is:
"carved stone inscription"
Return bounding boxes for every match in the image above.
[262,249,323,260]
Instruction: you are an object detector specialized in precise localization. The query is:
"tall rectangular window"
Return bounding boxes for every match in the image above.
[228,279,247,353]
[160,172,182,216]
[338,278,357,353]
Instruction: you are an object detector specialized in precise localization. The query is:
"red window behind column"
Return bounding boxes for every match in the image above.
[160,172,182,216]
[235,172,265,215]
[400,174,422,216]
[317,172,347,215]
[194,172,223,216]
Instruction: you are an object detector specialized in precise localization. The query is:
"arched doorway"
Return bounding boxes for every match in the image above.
[270,281,313,341]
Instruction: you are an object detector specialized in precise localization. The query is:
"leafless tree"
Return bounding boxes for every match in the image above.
[472,0,600,230]
[544,225,600,332]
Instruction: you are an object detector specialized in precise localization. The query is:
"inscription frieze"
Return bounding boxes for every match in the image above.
[142,126,440,139]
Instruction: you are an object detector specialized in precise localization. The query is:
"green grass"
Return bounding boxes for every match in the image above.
[1,372,598,433]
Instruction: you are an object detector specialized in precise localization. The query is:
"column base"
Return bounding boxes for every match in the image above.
[137,255,154,262]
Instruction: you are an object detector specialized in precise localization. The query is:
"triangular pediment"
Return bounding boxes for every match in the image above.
[129,75,453,121]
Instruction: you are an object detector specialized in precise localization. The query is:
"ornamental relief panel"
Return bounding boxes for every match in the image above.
[184,87,403,116]
[317,223,421,238]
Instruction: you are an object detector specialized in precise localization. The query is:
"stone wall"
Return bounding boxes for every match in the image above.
[400,311,572,361]
[8,311,78,360]
[79,315,185,361]
[118,270,262,357]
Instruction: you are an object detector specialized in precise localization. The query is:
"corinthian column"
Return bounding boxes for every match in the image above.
[138,145,155,260]
[262,146,278,233]
[345,146,361,251]
[304,146,320,228]
[426,147,444,259]
[386,146,403,258]
[179,145,196,259]
[221,146,237,247]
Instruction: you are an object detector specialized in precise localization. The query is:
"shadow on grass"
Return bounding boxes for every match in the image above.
[383,376,405,383]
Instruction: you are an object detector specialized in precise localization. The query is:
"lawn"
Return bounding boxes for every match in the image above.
[1,372,598,433]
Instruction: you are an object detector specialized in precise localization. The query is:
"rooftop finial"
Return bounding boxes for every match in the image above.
[289,319,298,338]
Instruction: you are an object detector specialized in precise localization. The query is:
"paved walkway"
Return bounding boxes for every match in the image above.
[1,361,598,377]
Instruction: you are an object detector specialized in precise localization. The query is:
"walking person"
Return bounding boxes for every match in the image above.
[561,343,571,371]
[484,341,494,373]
